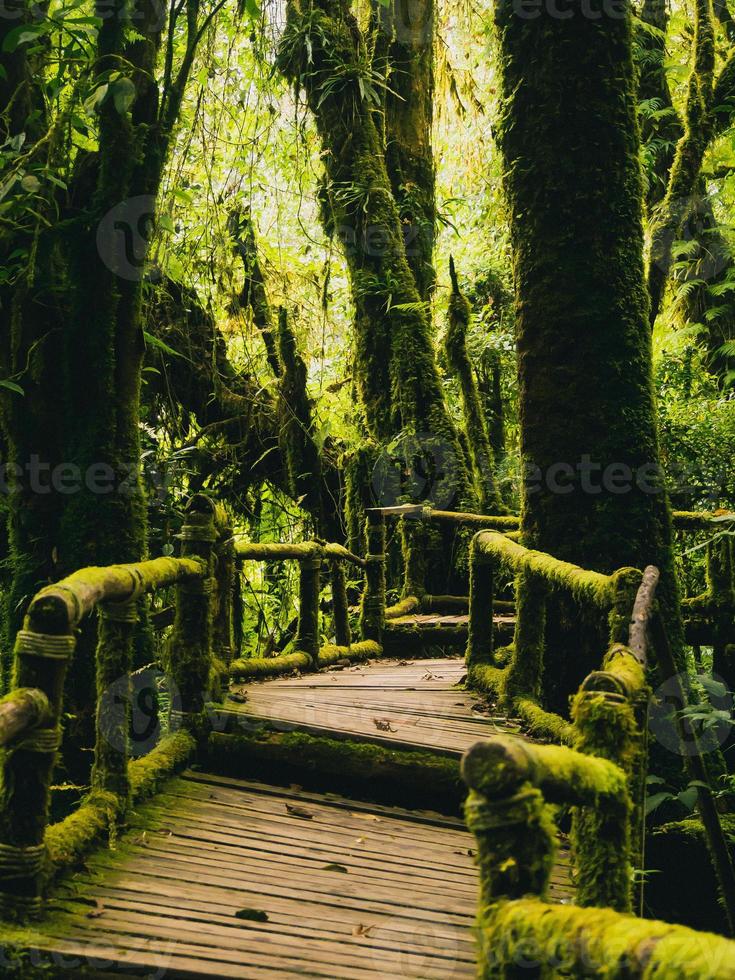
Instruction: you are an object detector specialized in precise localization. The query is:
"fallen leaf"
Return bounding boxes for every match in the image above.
[86,900,105,919]
[286,803,314,820]
[373,717,397,732]
[353,923,375,937]
[227,692,248,704]
[235,908,269,922]
[323,863,348,873]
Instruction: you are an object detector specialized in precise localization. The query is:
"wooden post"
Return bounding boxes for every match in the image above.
[92,589,140,801]
[361,513,386,645]
[462,741,555,907]
[466,534,494,668]
[213,514,236,668]
[0,606,75,919]
[330,560,352,648]
[296,551,321,666]
[171,495,217,735]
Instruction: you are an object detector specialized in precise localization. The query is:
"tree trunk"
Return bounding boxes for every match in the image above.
[495,0,682,706]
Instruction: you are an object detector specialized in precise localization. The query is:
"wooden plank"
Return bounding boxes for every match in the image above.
[56,885,478,953]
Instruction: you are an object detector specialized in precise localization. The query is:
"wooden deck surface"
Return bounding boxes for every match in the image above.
[18,658,574,978]
[219,657,524,756]
[35,772,482,978]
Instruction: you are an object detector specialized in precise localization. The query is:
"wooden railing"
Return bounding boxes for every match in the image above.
[462,556,735,960]
[461,729,735,974]
[229,519,382,678]
[0,494,221,919]
[0,496,386,921]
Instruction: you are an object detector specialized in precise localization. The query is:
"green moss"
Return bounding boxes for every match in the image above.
[385,595,421,619]
[44,731,194,881]
[276,0,473,519]
[571,689,640,911]
[230,650,313,679]
[127,730,195,801]
[515,699,575,746]
[476,897,735,977]
[646,815,735,933]
[318,640,381,665]
[465,784,556,906]
[496,0,684,708]
[44,790,119,877]
[205,730,464,814]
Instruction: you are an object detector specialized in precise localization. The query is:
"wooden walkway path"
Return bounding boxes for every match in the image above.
[20,658,573,978]
[220,657,524,756]
[40,772,478,978]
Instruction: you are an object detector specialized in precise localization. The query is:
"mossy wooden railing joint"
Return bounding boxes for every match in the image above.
[171,495,217,736]
[360,512,386,645]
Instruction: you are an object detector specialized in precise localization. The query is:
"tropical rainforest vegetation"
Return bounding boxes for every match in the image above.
[2,0,735,956]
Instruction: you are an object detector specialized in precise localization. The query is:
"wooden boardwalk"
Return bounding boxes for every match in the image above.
[220,657,524,756]
[39,772,479,978]
[18,658,573,978]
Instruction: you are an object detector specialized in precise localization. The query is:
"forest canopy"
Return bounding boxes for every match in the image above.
[1,0,734,655]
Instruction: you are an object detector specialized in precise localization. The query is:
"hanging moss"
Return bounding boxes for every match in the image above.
[276,0,472,522]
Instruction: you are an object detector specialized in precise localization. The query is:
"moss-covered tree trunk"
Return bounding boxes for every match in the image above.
[381,0,436,301]
[495,0,682,705]
[0,0,215,713]
[279,0,455,450]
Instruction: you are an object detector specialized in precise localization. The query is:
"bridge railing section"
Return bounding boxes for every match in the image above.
[371,506,734,624]
[0,493,223,920]
[462,559,735,956]
[466,528,645,740]
[230,532,381,678]
[461,729,735,975]
[0,497,388,921]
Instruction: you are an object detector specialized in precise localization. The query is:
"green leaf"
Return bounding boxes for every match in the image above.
[244,0,260,17]
[20,175,40,193]
[143,331,183,359]
[84,83,109,114]
[698,674,728,699]
[2,24,47,53]
[645,791,673,816]
[158,214,175,233]
[112,77,136,115]
[0,380,24,396]
[677,787,698,811]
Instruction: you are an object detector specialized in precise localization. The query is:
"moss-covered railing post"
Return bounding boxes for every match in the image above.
[213,509,236,669]
[461,740,555,908]
[0,603,75,919]
[330,560,352,648]
[171,495,216,736]
[361,512,386,644]
[296,548,321,666]
[466,533,494,668]
[92,586,142,802]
